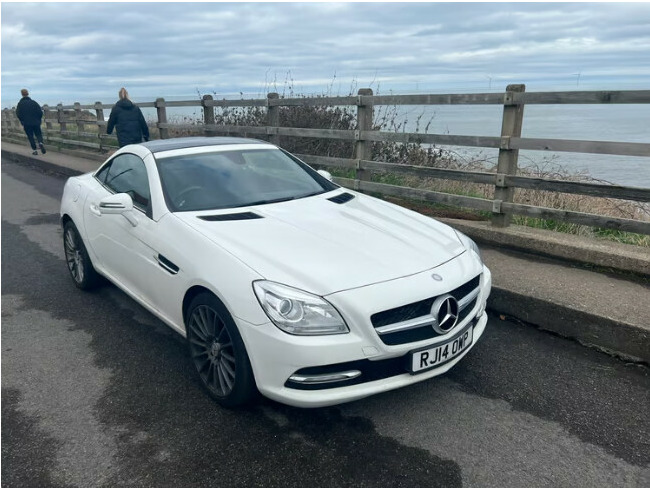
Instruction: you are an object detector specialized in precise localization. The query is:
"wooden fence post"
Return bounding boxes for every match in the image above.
[1,110,8,136]
[155,98,169,139]
[1,110,8,137]
[57,103,67,139]
[5,109,12,136]
[13,109,21,134]
[267,92,280,146]
[8,109,15,135]
[10,109,20,136]
[355,88,374,186]
[74,102,84,134]
[95,102,105,151]
[43,105,53,143]
[491,84,526,228]
[202,95,217,136]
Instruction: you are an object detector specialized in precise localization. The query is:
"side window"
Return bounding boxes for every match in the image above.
[97,154,151,211]
[95,162,111,184]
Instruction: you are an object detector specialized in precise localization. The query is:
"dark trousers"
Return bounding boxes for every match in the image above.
[23,124,44,150]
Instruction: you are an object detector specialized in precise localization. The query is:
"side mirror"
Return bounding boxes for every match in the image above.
[99,193,134,214]
[317,169,333,182]
[98,193,139,226]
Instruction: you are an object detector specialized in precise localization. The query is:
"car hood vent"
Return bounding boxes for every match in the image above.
[328,192,355,204]
[198,212,263,221]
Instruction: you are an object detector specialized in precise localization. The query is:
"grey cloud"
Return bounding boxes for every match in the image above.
[2,2,649,108]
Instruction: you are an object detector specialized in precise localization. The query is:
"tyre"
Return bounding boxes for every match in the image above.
[63,220,101,290]
[186,292,257,408]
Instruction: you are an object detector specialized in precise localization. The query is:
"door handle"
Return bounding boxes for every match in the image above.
[89,203,102,217]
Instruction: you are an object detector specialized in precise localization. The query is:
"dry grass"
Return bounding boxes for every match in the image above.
[365,151,649,246]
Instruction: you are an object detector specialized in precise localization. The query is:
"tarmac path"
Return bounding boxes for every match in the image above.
[2,159,649,487]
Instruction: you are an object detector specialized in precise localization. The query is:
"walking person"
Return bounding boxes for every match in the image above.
[106,87,149,147]
[16,89,46,155]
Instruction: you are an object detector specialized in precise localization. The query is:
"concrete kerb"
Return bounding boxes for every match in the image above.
[2,141,104,176]
[440,220,649,363]
[440,218,650,279]
[2,142,649,364]
[2,148,89,178]
[488,286,649,363]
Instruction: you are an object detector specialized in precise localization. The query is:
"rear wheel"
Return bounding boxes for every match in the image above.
[186,292,257,408]
[63,221,101,290]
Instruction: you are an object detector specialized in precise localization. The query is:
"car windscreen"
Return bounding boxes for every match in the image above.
[155,148,338,212]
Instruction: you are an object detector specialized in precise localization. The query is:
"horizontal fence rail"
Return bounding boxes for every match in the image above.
[2,87,649,235]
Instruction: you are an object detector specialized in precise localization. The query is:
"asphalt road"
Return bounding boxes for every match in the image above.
[2,159,649,487]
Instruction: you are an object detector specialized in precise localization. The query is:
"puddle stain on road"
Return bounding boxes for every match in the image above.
[1,295,119,487]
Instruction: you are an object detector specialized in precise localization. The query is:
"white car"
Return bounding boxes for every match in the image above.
[60,137,491,408]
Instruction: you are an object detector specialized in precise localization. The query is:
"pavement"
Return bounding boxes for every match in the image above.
[2,139,649,363]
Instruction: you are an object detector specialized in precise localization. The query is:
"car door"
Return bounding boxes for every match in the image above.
[83,153,170,311]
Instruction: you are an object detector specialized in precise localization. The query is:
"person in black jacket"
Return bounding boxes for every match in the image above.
[16,89,46,155]
[106,88,150,147]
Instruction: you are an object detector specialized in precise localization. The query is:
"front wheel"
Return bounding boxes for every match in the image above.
[186,292,257,408]
[63,221,101,290]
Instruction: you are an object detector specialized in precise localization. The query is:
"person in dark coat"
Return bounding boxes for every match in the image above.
[16,89,46,155]
[106,87,150,147]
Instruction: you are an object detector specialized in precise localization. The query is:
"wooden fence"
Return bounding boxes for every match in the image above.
[3,85,650,234]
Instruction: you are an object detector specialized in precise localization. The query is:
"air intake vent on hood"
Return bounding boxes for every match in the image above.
[198,212,263,221]
[328,192,355,204]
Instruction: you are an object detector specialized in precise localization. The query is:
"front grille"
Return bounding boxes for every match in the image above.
[370,275,481,346]
[378,298,477,345]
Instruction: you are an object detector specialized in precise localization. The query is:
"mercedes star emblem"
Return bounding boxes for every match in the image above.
[431,294,459,334]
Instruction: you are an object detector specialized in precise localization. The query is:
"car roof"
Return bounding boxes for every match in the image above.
[140,137,269,154]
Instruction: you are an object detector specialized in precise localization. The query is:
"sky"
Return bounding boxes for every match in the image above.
[2,1,650,109]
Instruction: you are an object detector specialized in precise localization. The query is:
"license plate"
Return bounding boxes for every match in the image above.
[409,324,473,373]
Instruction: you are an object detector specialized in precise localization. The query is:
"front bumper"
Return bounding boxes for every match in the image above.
[237,259,491,408]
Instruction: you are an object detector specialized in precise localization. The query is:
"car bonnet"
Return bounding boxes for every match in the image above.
[176,191,466,296]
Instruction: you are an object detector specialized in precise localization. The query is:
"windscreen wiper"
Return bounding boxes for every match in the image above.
[297,190,326,199]
[246,196,296,206]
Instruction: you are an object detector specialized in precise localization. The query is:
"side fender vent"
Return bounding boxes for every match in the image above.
[198,212,263,221]
[157,254,179,275]
[327,192,355,204]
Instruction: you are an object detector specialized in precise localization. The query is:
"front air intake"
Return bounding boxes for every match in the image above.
[327,193,355,204]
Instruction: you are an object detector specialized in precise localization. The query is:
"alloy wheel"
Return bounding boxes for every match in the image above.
[188,305,237,397]
[64,227,85,284]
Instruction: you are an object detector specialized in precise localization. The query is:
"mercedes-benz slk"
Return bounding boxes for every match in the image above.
[60,137,491,408]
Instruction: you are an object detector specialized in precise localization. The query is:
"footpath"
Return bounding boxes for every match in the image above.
[2,140,649,364]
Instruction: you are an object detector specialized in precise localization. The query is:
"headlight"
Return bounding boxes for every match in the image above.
[253,281,349,335]
[455,230,483,262]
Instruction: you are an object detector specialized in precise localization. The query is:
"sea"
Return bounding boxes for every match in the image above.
[146,99,649,188]
[387,104,650,188]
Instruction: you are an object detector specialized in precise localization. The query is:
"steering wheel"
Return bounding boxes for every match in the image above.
[174,186,205,208]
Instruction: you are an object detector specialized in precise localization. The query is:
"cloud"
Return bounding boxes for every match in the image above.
[2,2,649,108]
[57,32,130,51]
